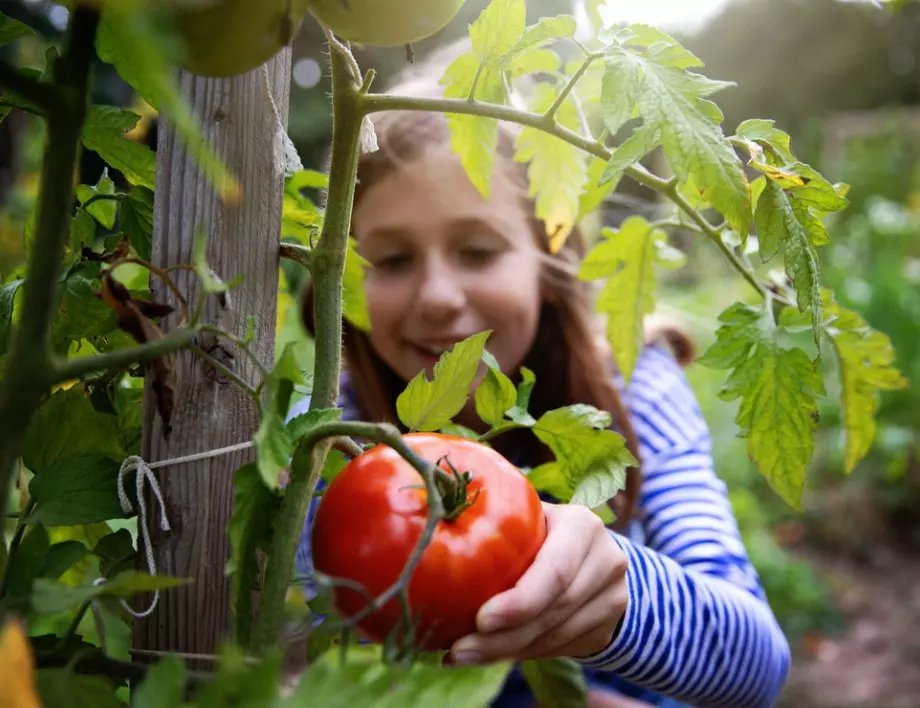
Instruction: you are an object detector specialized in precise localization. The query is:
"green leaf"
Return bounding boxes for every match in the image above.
[821,290,909,473]
[506,366,537,426]
[0,13,36,46]
[193,227,244,294]
[509,47,562,79]
[70,208,96,255]
[578,216,683,382]
[95,5,239,201]
[754,179,821,334]
[23,387,125,472]
[81,106,156,190]
[31,572,190,615]
[41,541,88,580]
[735,118,795,163]
[602,41,751,236]
[133,656,187,708]
[440,54,504,199]
[54,270,119,346]
[520,658,588,708]
[3,523,49,601]
[504,14,577,58]
[344,237,371,331]
[27,456,129,526]
[531,405,636,507]
[699,302,824,508]
[396,331,491,432]
[76,168,118,229]
[228,463,282,645]
[193,645,285,708]
[469,0,526,63]
[254,343,304,487]
[286,407,343,444]
[578,156,620,223]
[121,187,154,261]
[0,278,23,355]
[600,49,642,135]
[600,122,662,186]
[474,355,517,428]
[285,645,512,708]
[36,669,126,708]
[514,82,588,252]
[93,529,137,578]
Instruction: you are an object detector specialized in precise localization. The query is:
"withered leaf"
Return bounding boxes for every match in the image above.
[97,272,177,439]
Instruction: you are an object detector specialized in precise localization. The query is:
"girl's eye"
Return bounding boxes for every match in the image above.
[460,247,500,265]
[373,252,413,273]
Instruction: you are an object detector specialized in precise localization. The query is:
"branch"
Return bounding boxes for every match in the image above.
[0,62,60,114]
[279,242,313,270]
[49,327,198,384]
[0,6,100,571]
[542,52,601,124]
[360,93,768,299]
[190,344,261,403]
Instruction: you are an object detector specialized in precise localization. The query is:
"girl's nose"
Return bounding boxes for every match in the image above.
[415,254,466,324]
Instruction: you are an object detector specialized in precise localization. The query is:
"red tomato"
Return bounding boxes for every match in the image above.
[310,432,547,651]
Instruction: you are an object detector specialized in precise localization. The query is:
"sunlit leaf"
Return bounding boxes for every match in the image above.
[81,106,156,190]
[254,343,304,487]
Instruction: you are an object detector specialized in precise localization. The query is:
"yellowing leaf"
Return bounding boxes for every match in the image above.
[700,302,824,508]
[821,290,909,472]
[0,619,41,708]
[577,216,685,382]
[514,83,588,252]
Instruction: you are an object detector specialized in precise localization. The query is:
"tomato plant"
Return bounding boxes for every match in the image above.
[311,433,547,651]
[308,0,467,47]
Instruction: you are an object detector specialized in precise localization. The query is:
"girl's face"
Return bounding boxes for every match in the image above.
[352,149,544,389]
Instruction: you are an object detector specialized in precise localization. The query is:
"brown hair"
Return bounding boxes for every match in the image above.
[300,47,694,530]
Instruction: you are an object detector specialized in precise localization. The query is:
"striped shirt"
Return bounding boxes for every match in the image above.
[288,345,790,707]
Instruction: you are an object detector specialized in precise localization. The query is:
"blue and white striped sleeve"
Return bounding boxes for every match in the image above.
[574,346,791,708]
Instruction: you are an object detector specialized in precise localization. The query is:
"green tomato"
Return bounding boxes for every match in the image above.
[308,0,466,47]
[172,0,312,77]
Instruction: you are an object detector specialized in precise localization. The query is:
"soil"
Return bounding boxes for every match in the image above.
[777,545,920,708]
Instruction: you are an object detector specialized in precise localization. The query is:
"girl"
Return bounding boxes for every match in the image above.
[287,52,791,708]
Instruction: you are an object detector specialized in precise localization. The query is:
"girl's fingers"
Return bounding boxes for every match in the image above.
[474,504,599,634]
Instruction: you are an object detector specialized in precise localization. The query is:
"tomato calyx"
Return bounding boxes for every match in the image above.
[434,455,480,522]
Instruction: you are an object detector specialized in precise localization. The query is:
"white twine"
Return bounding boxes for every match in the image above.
[110,441,255,618]
[260,63,304,178]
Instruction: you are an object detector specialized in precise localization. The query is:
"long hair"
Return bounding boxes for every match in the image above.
[300,43,694,530]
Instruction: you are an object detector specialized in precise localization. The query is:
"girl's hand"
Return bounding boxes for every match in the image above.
[448,502,629,665]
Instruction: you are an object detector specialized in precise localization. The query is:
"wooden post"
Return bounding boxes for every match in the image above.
[134,48,292,665]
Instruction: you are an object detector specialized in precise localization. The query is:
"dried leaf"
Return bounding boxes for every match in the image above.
[0,618,41,708]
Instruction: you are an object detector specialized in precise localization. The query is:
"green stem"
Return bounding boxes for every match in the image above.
[542,52,601,124]
[49,327,199,384]
[360,93,768,300]
[198,324,271,379]
[0,6,100,573]
[0,500,34,599]
[0,62,61,114]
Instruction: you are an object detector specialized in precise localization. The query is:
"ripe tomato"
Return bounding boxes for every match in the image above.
[310,432,546,651]
[308,0,467,48]
[172,0,311,77]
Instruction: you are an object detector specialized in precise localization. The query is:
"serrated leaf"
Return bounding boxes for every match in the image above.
[81,106,156,190]
[506,366,536,426]
[228,463,282,644]
[754,179,821,333]
[121,187,154,260]
[600,49,642,135]
[32,572,190,615]
[735,118,795,163]
[255,343,303,488]
[822,290,909,473]
[69,208,96,255]
[0,278,23,355]
[474,357,517,428]
[36,669,125,708]
[514,83,588,252]
[95,5,239,201]
[285,645,512,708]
[577,216,682,381]
[599,122,662,186]
[397,331,491,432]
[504,14,576,58]
[286,407,343,444]
[23,387,125,472]
[54,270,119,346]
[700,302,824,508]
[470,0,526,63]
[520,658,588,708]
[76,169,118,229]
[531,405,636,506]
[441,54,504,199]
[578,157,619,222]
[27,456,129,526]
[132,656,186,708]
[0,13,36,46]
